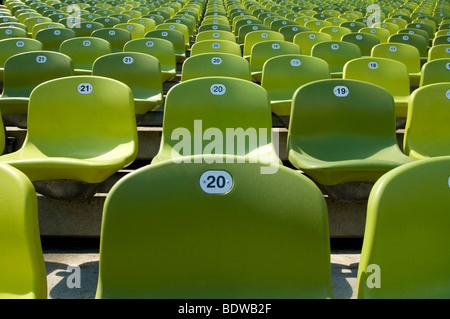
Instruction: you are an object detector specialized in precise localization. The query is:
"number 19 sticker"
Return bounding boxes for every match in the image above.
[200,170,233,194]
[334,86,349,97]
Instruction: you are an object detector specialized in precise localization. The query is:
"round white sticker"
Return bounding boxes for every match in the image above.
[5,29,12,35]
[16,41,24,47]
[109,30,115,35]
[83,40,91,46]
[213,32,219,38]
[368,61,378,69]
[86,24,92,28]
[448,176,450,189]
[211,57,222,65]
[199,170,233,194]
[446,89,450,99]
[161,31,168,36]
[403,35,409,40]
[309,34,316,39]
[331,43,339,50]
[334,86,349,97]
[146,41,154,47]
[446,48,450,53]
[292,27,298,31]
[446,63,450,70]
[212,25,218,29]
[272,43,280,49]
[210,84,226,95]
[212,42,220,49]
[123,56,133,64]
[54,30,61,35]
[252,26,258,30]
[356,35,363,40]
[290,58,301,66]
[36,55,47,63]
[169,25,175,29]
[77,83,93,94]
[332,28,338,32]
[370,29,376,33]
[261,33,268,38]
[127,25,133,29]
[389,46,397,52]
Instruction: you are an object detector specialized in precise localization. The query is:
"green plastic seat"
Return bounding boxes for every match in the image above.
[432,35,450,46]
[403,83,450,159]
[155,22,190,48]
[23,16,51,35]
[340,21,367,32]
[71,21,104,37]
[197,22,232,33]
[311,40,361,78]
[356,156,450,299]
[293,31,332,55]
[145,29,187,62]
[359,26,391,43]
[0,21,27,31]
[243,29,284,59]
[190,39,242,56]
[371,42,422,86]
[91,27,132,52]
[181,52,251,81]
[287,79,415,185]
[152,77,280,167]
[93,16,121,28]
[123,38,176,82]
[236,23,271,46]
[0,37,43,82]
[305,19,332,32]
[372,21,400,35]
[128,17,156,33]
[0,76,138,183]
[341,32,380,56]
[95,153,333,299]
[343,57,411,117]
[261,54,330,116]
[0,25,27,39]
[92,52,163,115]
[59,37,111,75]
[397,27,430,44]
[319,25,351,41]
[195,29,236,42]
[35,27,75,51]
[419,58,450,86]
[406,22,434,39]
[113,22,146,39]
[389,33,428,63]
[249,40,301,82]
[278,24,310,41]
[0,50,73,118]
[0,163,47,299]
[428,44,450,61]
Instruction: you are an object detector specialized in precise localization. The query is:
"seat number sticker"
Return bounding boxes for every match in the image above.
[210,84,226,95]
[77,83,93,94]
[334,86,349,97]
[200,170,233,194]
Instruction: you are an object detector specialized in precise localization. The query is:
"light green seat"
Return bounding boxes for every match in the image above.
[91,27,132,52]
[388,33,428,63]
[403,83,450,159]
[113,22,146,39]
[0,163,47,299]
[123,38,177,82]
[0,37,43,82]
[30,21,64,38]
[23,16,51,35]
[190,39,242,56]
[95,154,333,299]
[359,27,391,43]
[419,58,450,86]
[278,25,311,42]
[128,17,156,33]
[304,19,332,31]
[93,16,121,28]
[371,42,422,86]
[243,30,284,60]
[293,31,332,55]
[145,29,187,62]
[287,79,415,185]
[151,77,280,167]
[0,25,27,39]
[236,23,271,46]
[343,57,411,117]
[195,29,236,42]
[311,40,361,78]
[181,52,251,81]
[261,54,330,116]
[356,156,450,299]
[155,22,190,48]
[0,50,73,117]
[59,37,111,75]
[35,27,75,51]
[249,40,301,82]
[319,25,351,40]
[428,44,450,61]
[197,22,232,33]
[92,52,163,115]
[0,76,138,183]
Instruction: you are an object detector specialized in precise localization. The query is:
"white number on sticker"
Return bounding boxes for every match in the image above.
[77,83,93,94]
[200,170,233,194]
[368,61,378,69]
[123,56,133,64]
[334,86,349,97]
[210,84,226,95]
[36,55,47,63]
[211,57,222,64]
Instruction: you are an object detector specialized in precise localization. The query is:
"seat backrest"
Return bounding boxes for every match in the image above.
[35,27,75,51]
[0,37,43,68]
[428,44,450,61]
[343,56,410,98]
[403,83,450,158]
[319,25,352,41]
[91,27,132,52]
[96,155,333,299]
[419,58,450,86]
[128,17,156,33]
[155,22,190,46]
[181,52,251,81]
[340,21,366,32]
[250,40,301,72]
[195,29,236,42]
[293,31,332,55]
[243,30,284,57]
[341,32,380,56]
[190,39,242,56]
[278,24,310,41]
[113,22,146,39]
[30,21,64,38]
[359,26,391,43]
[236,23,271,44]
[388,33,428,57]
[288,79,397,161]
[371,42,421,73]
[145,28,186,54]
[311,40,361,74]
[24,76,137,159]
[93,16,121,28]
[59,37,111,72]
[356,156,450,298]
[0,25,27,39]
[0,163,47,299]
[152,77,278,165]
[71,21,104,37]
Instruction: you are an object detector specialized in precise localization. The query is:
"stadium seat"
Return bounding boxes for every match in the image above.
[261,54,330,117]
[388,33,428,63]
[92,52,163,115]
[123,38,177,82]
[128,17,156,33]
[371,42,422,86]
[59,37,111,75]
[35,27,75,51]
[340,21,366,32]
[433,35,450,46]
[419,58,450,86]
[145,29,187,62]
[356,156,450,299]
[181,52,251,81]
[428,44,450,61]
[293,31,332,55]
[249,40,301,82]
[278,25,310,42]
[287,79,415,185]
[319,25,351,41]
[151,77,280,167]
[372,21,399,35]
[72,21,104,37]
[236,23,271,46]
[91,27,132,52]
[156,22,190,48]
[243,30,284,59]
[397,27,430,45]
[93,16,121,28]
[30,21,65,38]
[0,76,138,183]
[198,22,232,33]
[0,37,43,82]
[304,19,332,31]
[341,32,380,56]
[343,57,411,117]
[0,163,47,299]
[114,22,146,39]
[311,41,361,78]
[95,154,333,299]
[0,50,73,118]
[403,83,450,159]
[406,22,434,39]
[0,25,27,39]
[23,16,51,35]
[190,39,242,56]
[359,27,391,43]
[195,29,236,42]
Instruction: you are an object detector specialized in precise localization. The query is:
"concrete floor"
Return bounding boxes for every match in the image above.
[42,238,361,299]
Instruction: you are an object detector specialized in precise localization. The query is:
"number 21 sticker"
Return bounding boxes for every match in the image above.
[77,83,93,94]
[200,170,233,194]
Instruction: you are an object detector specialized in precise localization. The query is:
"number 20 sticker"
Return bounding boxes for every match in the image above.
[200,170,233,194]
[210,84,226,95]
[334,86,349,97]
